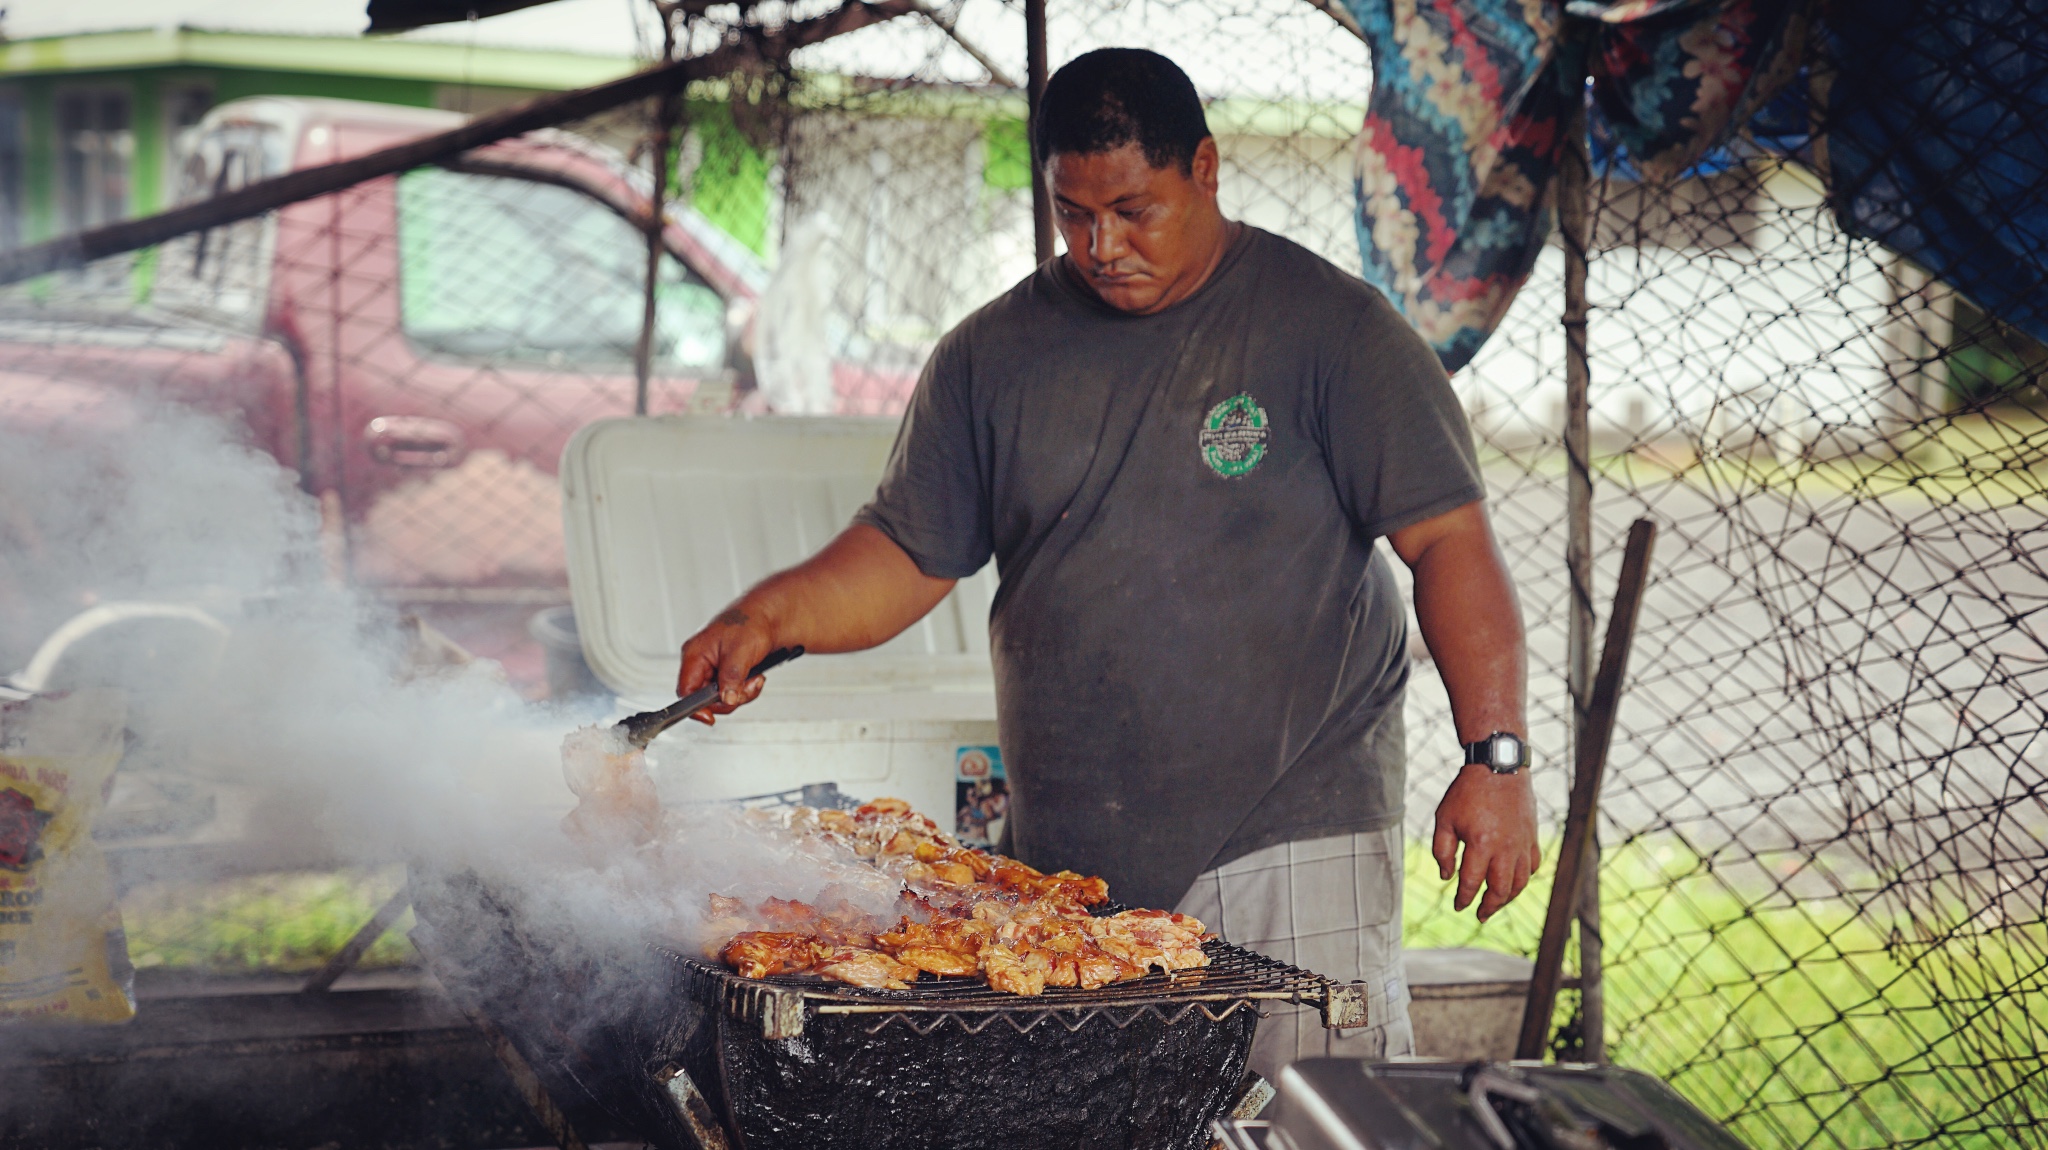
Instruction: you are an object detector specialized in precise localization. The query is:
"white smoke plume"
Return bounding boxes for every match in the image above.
[0,392,957,1091]
[0,398,569,874]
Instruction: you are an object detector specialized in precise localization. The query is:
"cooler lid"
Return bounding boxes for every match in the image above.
[560,415,996,701]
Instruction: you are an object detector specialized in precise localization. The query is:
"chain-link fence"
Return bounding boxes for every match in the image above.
[0,1,2041,1146]
[1389,20,2045,1150]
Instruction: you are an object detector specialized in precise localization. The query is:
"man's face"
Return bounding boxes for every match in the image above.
[1047,138,1224,315]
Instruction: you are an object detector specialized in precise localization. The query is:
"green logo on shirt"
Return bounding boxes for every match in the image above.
[1200,393,1270,478]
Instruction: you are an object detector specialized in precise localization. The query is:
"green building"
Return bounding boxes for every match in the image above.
[0,26,639,249]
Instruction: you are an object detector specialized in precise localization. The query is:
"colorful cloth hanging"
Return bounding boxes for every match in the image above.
[1345,0,1808,371]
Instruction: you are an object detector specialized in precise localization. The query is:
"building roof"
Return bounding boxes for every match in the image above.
[0,25,1365,138]
[0,25,636,89]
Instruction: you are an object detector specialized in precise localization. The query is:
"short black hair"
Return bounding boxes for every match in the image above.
[1034,48,1211,174]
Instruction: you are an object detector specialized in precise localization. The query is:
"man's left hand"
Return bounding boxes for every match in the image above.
[1432,764,1541,922]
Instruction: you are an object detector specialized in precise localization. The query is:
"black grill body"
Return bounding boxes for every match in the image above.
[654,946,1273,1150]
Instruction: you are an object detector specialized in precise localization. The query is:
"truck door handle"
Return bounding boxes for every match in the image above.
[364,416,467,468]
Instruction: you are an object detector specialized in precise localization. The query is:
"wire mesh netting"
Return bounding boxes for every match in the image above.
[1392,25,2047,1150]
[0,0,2041,1146]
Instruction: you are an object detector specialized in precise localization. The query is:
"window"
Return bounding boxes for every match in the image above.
[396,168,725,372]
[56,89,133,232]
[152,118,287,328]
[160,85,214,203]
[0,89,22,251]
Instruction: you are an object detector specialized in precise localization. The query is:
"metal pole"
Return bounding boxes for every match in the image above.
[1557,61,1603,1061]
[635,3,682,417]
[1025,0,1053,265]
[301,883,412,993]
[1515,519,1655,1061]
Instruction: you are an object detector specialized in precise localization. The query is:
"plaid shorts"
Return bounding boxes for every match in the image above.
[1174,826,1414,1080]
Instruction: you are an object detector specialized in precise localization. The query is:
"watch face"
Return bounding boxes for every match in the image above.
[1491,736,1523,769]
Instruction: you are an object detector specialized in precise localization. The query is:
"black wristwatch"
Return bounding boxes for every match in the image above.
[1462,731,1531,775]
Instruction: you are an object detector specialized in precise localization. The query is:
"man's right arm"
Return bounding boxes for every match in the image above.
[674,522,956,722]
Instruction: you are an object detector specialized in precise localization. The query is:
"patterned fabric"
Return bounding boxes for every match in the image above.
[1174,827,1414,1080]
[1346,0,1809,371]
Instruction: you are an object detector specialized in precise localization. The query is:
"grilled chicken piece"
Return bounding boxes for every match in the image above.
[1113,908,1212,937]
[757,897,819,929]
[980,944,1047,997]
[1097,910,1212,972]
[1042,870,1111,907]
[721,931,822,979]
[710,797,1210,997]
[933,916,995,954]
[893,944,979,977]
[987,863,1109,909]
[816,900,884,948]
[1043,941,1081,988]
[915,861,972,885]
[877,918,936,949]
[1084,929,1207,977]
[1075,941,1132,989]
[708,893,747,917]
[816,947,921,990]
[700,916,755,954]
[558,728,662,854]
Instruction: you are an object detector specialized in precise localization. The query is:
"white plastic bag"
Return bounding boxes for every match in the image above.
[0,688,135,1024]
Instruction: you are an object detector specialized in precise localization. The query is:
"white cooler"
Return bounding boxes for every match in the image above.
[560,416,1003,839]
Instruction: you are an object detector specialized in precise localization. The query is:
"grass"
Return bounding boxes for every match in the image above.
[1478,409,2048,510]
[121,867,415,973]
[1405,838,2048,1150]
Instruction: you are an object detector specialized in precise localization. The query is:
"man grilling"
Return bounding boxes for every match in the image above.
[676,48,1539,1074]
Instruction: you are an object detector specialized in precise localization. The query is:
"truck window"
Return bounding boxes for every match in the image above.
[151,118,288,330]
[396,168,724,372]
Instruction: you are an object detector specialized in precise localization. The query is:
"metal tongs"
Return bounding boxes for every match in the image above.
[614,646,805,749]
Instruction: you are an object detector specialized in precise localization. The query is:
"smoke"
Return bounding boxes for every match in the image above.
[0,398,572,878]
[0,393,928,1091]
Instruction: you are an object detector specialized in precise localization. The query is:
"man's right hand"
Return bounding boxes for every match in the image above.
[676,605,779,725]
[672,523,959,725]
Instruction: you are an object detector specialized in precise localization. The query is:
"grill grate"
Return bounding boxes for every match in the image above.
[654,935,1365,1039]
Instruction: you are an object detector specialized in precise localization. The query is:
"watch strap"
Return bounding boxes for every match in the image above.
[1462,732,1531,774]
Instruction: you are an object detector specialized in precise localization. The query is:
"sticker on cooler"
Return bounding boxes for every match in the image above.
[954,745,1007,849]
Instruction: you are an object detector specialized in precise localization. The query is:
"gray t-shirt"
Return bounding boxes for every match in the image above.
[855,225,1483,909]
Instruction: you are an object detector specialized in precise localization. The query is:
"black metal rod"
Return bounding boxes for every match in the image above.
[301,883,412,994]
[1025,0,1054,265]
[1556,71,1605,1061]
[0,1,915,287]
[1515,517,1656,1060]
[471,1010,592,1150]
[636,6,684,417]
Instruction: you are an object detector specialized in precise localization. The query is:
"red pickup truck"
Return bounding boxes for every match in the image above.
[0,96,904,684]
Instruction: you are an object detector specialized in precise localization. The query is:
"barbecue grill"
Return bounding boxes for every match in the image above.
[414,864,1367,1150]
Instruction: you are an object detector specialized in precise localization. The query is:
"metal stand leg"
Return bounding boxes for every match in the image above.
[656,1063,734,1150]
[302,883,411,994]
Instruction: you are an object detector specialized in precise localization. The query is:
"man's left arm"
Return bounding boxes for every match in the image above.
[1388,500,1542,922]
